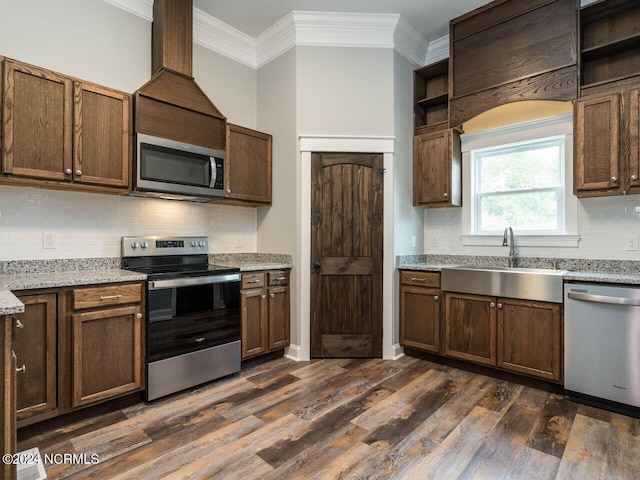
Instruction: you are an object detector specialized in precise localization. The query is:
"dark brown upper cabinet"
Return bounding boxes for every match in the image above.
[2,59,73,182]
[449,0,578,128]
[413,129,461,208]
[216,123,272,207]
[579,0,640,96]
[2,58,132,193]
[575,87,640,197]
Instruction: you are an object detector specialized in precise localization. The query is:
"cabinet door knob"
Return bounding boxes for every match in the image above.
[15,319,24,329]
[497,303,503,309]
[270,293,275,298]
[76,170,83,176]
[261,294,266,300]
[65,168,72,175]
[434,295,439,301]
[611,176,617,182]
[136,313,142,319]
[490,302,496,308]
[16,364,26,374]
[226,189,231,193]
[632,175,638,181]
[443,192,448,198]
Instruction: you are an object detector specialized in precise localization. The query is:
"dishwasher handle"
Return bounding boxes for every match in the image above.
[567,291,640,306]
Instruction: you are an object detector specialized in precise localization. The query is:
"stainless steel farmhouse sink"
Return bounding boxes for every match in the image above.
[440,265,567,303]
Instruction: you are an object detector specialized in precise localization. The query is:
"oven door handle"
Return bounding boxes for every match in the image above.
[149,273,241,290]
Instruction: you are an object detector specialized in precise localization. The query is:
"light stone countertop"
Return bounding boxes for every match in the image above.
[0,290,24,315]
[0,269,147,292]
[215,261,293,272]
[398,261,640,285]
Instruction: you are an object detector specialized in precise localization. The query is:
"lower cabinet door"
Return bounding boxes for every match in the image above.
[444,292,496,366]
[268,286,290,350]
[71,305,143,408]
[400,286,441,353]
[14,293,57,422]
[241,289,268,358]
[497,298,562,382]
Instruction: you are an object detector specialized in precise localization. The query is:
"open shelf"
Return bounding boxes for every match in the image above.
[580,0,640,91]
[414,58,449,131]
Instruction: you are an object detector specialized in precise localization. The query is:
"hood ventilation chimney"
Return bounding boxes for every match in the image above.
[134,0,226,150]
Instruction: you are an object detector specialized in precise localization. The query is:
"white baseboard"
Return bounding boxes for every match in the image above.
[284,344,304,361]
[391,343,405,360]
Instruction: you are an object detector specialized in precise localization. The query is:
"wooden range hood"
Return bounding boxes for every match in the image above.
[135,0,226,150]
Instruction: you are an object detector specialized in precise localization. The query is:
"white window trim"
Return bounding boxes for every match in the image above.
[460,114,580,248]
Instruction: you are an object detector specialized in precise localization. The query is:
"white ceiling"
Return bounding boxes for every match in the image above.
[193,0,491,41]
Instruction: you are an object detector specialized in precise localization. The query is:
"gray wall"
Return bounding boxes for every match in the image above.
[296,46,395,135]
[392,51,423,345]
[256,48,300,343]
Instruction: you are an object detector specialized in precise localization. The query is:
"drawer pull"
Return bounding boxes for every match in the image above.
[247,280,261,284]
[410,277,426,282]
[15,319,24,329]
[16,364,26,374]
[273,277,287,281]
[100,294,123,300]
[270,293,275,298]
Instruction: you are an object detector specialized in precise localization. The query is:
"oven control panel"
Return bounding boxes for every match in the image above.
[122,236,208,257]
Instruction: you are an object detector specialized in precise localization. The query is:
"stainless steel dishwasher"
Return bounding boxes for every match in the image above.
[564,283,640,409]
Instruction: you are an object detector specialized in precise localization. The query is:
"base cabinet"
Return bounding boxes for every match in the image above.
[13,294,57,423]
[71,305,143,408]
[497,298,562,382]
[241,270,290,359]
[7,282,144,431]
[399,269,563,384]
[399,271,441,353]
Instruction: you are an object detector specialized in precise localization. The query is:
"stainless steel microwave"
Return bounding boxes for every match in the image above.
[130,133,227,202]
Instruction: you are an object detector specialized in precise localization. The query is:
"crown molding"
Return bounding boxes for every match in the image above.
[194,9,257,68]
[394,15,428,67]
[424,35,449,65]
[101,0,428,69]
[102,0,152,21]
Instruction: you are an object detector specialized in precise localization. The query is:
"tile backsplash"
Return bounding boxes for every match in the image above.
[424,195,640,260]
[0,185,257,260]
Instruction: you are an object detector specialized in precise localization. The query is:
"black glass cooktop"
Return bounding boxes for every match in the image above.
[122,254,239,280]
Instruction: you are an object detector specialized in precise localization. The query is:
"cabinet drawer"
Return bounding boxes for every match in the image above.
[268,270,289,286]
[242,272,266,289]
[72,283,143,310]
[400,271,440,287]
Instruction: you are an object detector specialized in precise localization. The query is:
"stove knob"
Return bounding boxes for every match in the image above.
[141,242,148,249]
[131,242,139,249]
[199,241,205,247]
[191,241,198,247]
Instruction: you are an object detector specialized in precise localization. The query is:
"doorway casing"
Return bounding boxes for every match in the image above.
[287,135,401,361]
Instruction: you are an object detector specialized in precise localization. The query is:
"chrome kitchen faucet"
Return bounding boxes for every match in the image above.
[502,226,517,268]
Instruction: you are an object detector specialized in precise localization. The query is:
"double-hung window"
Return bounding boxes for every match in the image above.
[473,136,565,234]
[459,114,579,248]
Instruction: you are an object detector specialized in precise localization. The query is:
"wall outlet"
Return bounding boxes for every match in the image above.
[234,238,242,249]
[411,235,417,248]
[625,235,639,251]
[43,232,56,249]
[431,236,438,247]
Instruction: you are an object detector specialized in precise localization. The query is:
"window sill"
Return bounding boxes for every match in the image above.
[460,234,580,248]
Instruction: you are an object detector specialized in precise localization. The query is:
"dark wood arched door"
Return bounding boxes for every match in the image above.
[310,152,383,358]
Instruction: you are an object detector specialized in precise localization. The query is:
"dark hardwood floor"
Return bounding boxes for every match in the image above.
[17,356,640,479]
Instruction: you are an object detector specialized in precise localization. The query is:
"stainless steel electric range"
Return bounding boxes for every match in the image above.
[121,236,241,401]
